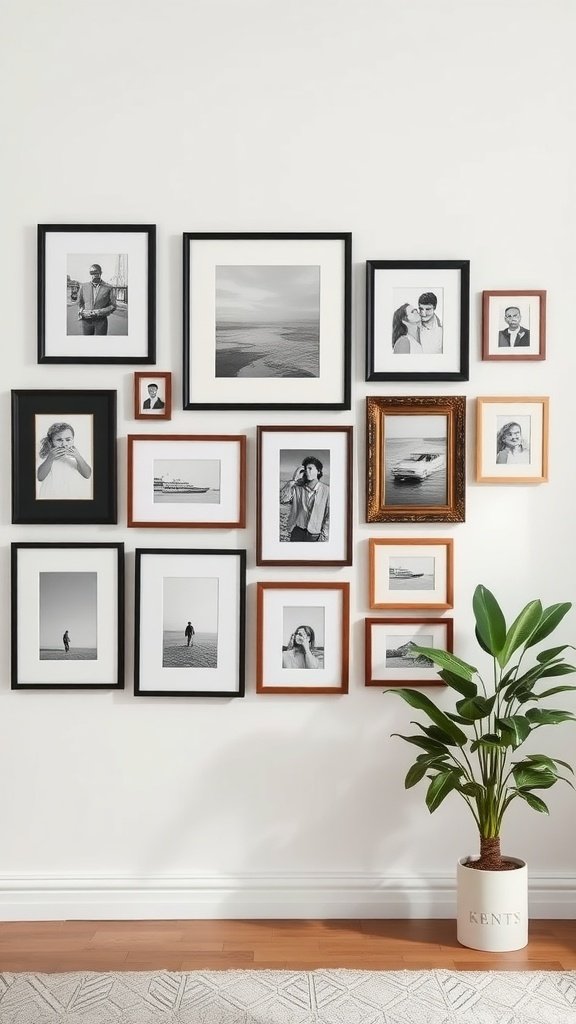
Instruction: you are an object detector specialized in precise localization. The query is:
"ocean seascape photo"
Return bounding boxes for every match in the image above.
[162,575,218,669]
[389,556,435,591]
[153,459,221,504]
[39,570,98,661]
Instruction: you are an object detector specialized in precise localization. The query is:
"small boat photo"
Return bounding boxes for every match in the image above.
[391,449,446,482]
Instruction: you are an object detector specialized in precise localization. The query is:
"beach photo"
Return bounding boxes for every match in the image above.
[365,616,452,687]
[389,556,435,591]
[385,634,433,670]
[66,253,128,337]
[153,459,221,504]
[282,605,325,670]
[215,264,320,379]
[39,571,97,661]
[34,412,94,502]
[278,447,330,543]
[384,414,448,507]
[162,575,218,669]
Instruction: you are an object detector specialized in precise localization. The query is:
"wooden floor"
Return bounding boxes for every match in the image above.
[0,919,574,972]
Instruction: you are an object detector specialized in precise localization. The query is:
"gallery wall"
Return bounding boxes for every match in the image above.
[1,0,575,918]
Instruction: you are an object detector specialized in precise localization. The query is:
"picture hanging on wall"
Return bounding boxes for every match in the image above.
[38,223,156,364]
[134,371,172,420]
[11,542,124,690]
[127,434,246,528]
[365,617,453,687]
[365,259,470,382]
[366,395,466,523]
[257,581,350,695]
[482,290,546,361]
[183,232,352,409]
[476,396,549,483]
[257,425,353,566]
[12,389,117,525]
[369,537,454,610]
[134,548,246,698]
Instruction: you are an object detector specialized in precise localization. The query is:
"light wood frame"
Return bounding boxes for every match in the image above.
[369,537,454,610]
[365,617,453,687]
[482,290,546,361]
[476,396,549,484]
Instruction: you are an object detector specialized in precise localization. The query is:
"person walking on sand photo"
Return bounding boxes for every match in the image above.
[63,630,70,654]
[185,621,195,647]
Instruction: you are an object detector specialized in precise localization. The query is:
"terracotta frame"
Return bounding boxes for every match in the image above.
[256,424,353,566]
[482,290,546,361]
[365,617,453,687]
[257,581,349,695]
[476,396,549,484]
[134,371,172,420]
[369,537,454,610]
[127,434,246,528]
[366,395,466,523]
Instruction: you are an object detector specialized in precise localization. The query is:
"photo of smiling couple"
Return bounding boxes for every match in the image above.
[392,290,444,355]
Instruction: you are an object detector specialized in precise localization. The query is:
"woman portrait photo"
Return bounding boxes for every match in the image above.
[496,419,530,465]
[35,415,93,500]
[281,605,325,669]
[392,302,422,354]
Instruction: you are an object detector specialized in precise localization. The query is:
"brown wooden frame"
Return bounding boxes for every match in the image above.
[482,290,546,361]
[365,617,453,687]
[134,371,172,420]
[256,425,353,566]
[257,581,349,694]
[127,434,246,528]
[476,396,549,484]
[369,537,454,610]
[366,395,466,523]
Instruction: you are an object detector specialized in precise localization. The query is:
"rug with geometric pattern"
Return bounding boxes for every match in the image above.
[1,969,576,1023]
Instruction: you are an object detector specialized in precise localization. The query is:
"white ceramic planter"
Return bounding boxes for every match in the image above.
[456,856,528,951]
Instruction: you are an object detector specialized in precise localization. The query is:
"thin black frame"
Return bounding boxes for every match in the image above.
[12,389,117,525]
[11,542,125,691]
[134,548,246,698]
[38,223,156,364]
[182,232,352,410]
[365,259,470,382]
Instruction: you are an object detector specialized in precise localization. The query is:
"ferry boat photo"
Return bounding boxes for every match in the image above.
[389,567,424,579]
[153,476,209,494]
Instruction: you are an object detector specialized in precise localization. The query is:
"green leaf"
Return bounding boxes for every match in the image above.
[537,645,571,663]
[513,790,550,813]
[388,689,467,746]
[525,708,576,727]
[445,712,473,725]
[458,781,485,798]
[536,684,576,699]
[473,584,506,656]
[495,715,532,747]
[470,733,507,751]
[425,772,458,812]
[391,733,451,754]
[405,762,428,789]
[512,766,558,790]
[524,753,574,774]
[413,722,463,748]
[475,626,492,656]
[409,647,477,681]
[539,664,576,678]
[415,751,450,765]
[456,695,495,721]
[498,600,543,667]
[525,603,572,649]
[439,669,477,698]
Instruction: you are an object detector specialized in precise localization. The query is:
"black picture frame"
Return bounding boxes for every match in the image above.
[12,389,117,525]
[11,542,124,690]
[134,548,246,698]
[366,259,470,382]
[38,223,156,364]
[183,232,352,410]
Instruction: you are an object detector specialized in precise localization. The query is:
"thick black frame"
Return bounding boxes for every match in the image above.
[12,389,117,525]
[37,223,156,364]
[134,548,246,698]
[11,542,125,691]
[182,232,352,410]
[365,259,470,382]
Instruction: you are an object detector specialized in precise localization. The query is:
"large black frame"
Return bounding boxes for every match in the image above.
[11,542,125,691]
[183,232,352,410]
[38,223,156,364]
[365,259,470,382]
[12,389,117,525]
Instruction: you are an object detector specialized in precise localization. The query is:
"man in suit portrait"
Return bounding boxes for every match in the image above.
[76,264,117,336]
[498,306,530,347]
[143,383,165,410]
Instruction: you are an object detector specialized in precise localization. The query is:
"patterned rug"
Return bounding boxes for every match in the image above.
[1,968,575,1023]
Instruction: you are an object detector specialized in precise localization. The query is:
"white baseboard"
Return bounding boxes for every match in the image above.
[0,873,574,920]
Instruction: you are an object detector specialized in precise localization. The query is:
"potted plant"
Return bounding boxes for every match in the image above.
[390,585,576,951]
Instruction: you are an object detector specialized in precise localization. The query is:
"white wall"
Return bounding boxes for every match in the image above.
[1,0,575,919]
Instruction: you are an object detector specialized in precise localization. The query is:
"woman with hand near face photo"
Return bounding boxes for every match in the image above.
[37,422,92,499]
[282,624,323,669]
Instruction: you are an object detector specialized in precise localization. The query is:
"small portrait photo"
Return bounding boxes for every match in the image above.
[66,254,128,337]
[496,416,531,465]
[482,291,546,360]
[35,413,93,501]
[282,605,325,670]
[134,371,172,420]
[153,459,221,504]
[279,448,330,543]
[39,571,97,661]
[391,287,444,355]
[384,413,448,508]
[476,397,549,483]
[365,617,452,687]
[162,576,218,670]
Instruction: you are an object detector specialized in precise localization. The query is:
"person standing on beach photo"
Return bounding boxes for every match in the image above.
[63,630,70,654]
[280,456,329,542]
[185,621,195,647]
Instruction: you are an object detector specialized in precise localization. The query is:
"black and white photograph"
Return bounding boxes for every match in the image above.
[366,260,469,382]
[35,413,93,501]
[134,371,172,420]
[12,543,124,690]
[279,448,330,543]
[389,556,435,591]
[66,254,128,337]
[496,416,531,465]
[13,390,117,525]
[364,618,452,687]
[384,414,448,507]
[215,265,320,379]
[38,224,156,364]
[482,290,546,361]
[369,538,453,610]
[162,576,218,669]
[153,459,221,504]
[257,426,352,565]
[135,549,245,698]
[183,233,351,409]
[39,572,97,661]
[282,606,325,670]
[476,397,549,483]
